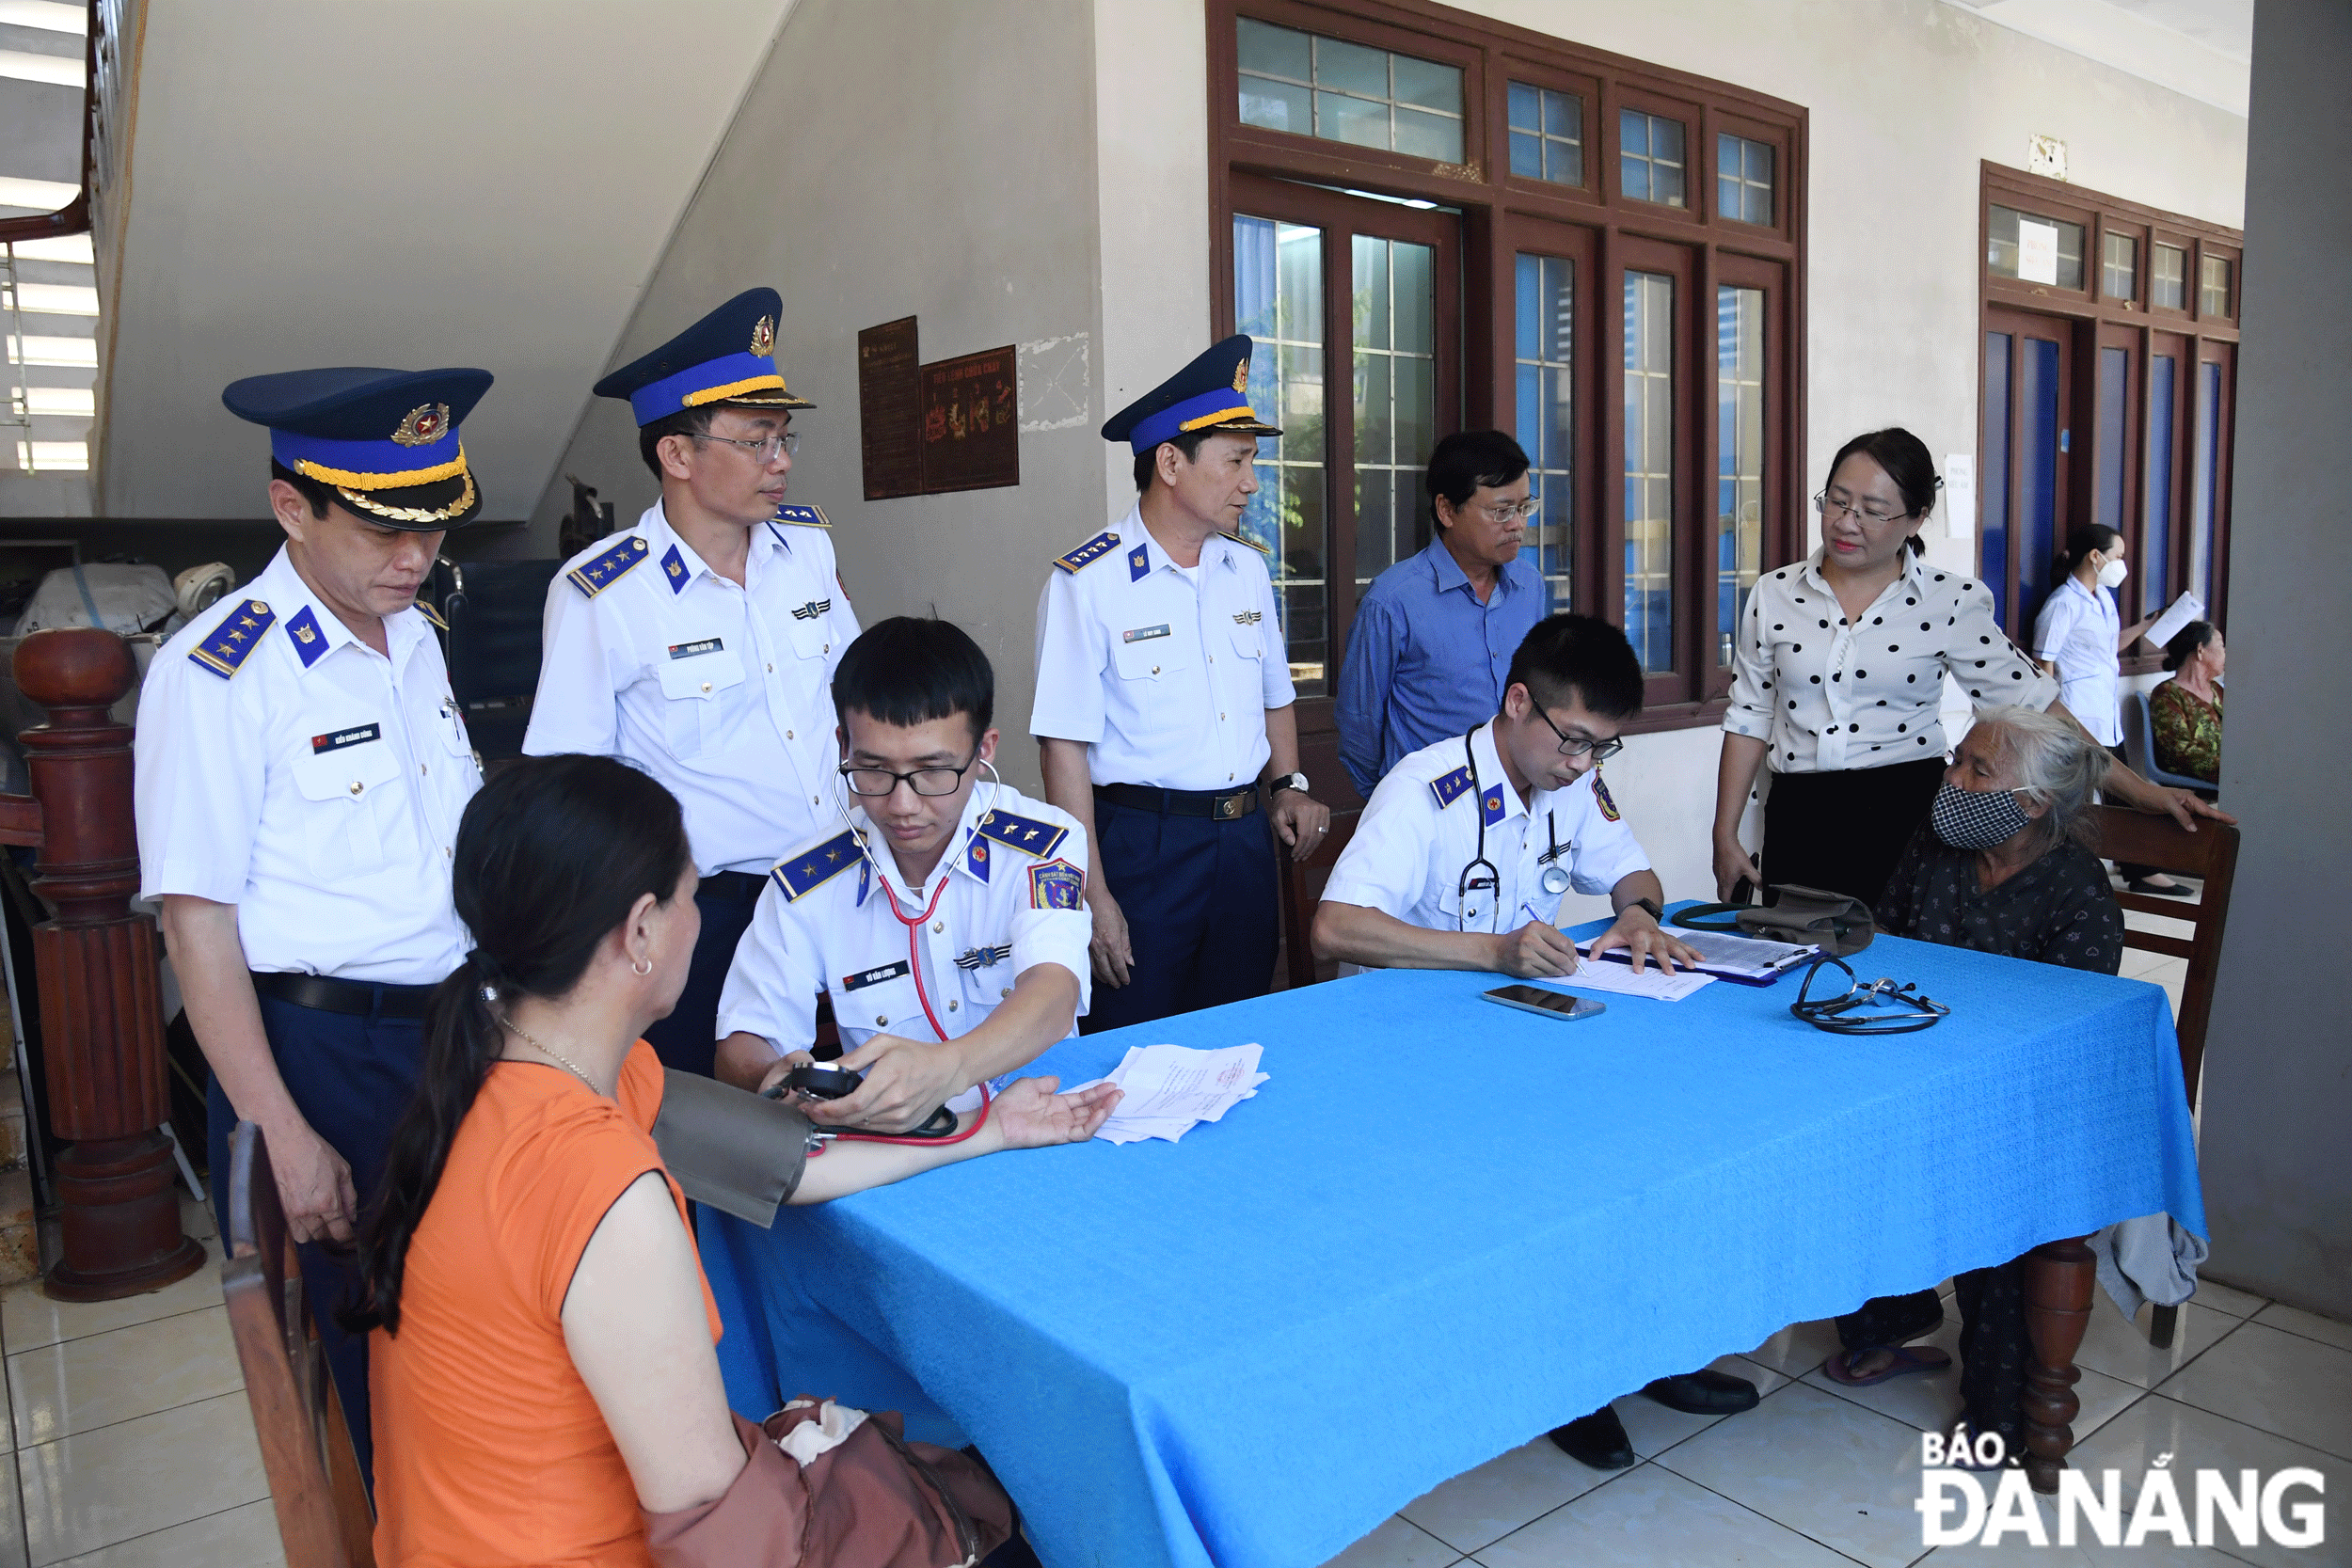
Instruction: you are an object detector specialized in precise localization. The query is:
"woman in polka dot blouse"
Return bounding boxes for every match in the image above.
[1710,428,2231,907]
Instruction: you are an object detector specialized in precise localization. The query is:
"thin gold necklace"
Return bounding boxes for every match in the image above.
[499,1017,602,1093]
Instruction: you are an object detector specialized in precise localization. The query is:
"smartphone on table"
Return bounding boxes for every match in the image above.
[1482,984,1607,1022]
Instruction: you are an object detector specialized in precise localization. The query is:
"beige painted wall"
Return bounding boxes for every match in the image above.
[531,0,1103,794]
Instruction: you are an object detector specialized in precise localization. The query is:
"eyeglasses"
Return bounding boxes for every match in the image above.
[1530,705,1624,760]
[1813,491,1911,526]
[840,752,978,798]
[694,430,800,463]
[1473,497,1542,522]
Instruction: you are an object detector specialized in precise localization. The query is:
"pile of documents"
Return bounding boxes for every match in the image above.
[1081,1041,1266,1145]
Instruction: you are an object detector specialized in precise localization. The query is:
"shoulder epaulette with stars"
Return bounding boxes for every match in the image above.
[566,534,650,598]
[772,502,830,529]
[413,600,449,631]
[1429,764,1475,809]
[771,829,865,902]
[976,809,1070,861]
[188,599,276,679]
[1052,531,1119,575]
[1219,529,1273,557]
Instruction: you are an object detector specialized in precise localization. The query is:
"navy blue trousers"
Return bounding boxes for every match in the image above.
[208,991,425,1489]
[1083,798,1278,1033]
[643,873,765,1077]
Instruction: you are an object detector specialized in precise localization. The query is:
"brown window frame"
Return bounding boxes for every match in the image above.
[1977,164,2240,675]
[1208,0,1808,765]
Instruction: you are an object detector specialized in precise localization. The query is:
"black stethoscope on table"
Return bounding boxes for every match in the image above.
[1454,723,1571,930]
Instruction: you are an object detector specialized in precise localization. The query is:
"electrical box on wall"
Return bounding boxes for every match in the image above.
[2027,134,2067,180]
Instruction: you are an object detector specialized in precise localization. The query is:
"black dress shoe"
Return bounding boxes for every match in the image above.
[1547,1406,1635,1470]
[1641,1369,1760,1415]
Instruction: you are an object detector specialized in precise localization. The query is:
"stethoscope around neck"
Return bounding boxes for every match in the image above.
[1455,722,1571,931]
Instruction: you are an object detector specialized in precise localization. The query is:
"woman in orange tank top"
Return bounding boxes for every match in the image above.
[343,755,1119,1567]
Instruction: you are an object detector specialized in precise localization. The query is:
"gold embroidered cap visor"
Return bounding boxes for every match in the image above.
[325,464,482,529]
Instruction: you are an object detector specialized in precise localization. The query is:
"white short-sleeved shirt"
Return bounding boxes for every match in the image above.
[716,783,1092,1076]
[1724,548,2058,771]
[521,500,859,876]
[134,547,481,984]
[1029,504,1297,790]
[1321,722,1650,937]
[2033,578,2123,746]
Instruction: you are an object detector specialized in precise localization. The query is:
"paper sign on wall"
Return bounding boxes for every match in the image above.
[1943,453,1976,542]
[2017,219,2060,286]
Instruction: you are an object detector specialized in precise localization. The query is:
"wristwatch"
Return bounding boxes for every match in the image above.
[1266,771,1310,796]
[1626,895,1663,921]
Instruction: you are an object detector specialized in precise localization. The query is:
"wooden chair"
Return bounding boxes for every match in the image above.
[1276,814,1359,989]
[220,1121,376,1568]
[2092,804,2240,1349]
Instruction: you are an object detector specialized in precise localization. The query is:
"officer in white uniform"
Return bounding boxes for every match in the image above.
[135,365,493,1482]
[525,287,858,1076]
[716,618,1089,1135]
[1032,334,1330,1032]
[1313,613,1751,1472]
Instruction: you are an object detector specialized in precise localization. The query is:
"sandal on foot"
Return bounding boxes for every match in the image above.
[1821,1345,1951,1387]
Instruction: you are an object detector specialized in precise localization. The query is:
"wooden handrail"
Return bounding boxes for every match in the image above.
[0,0,101,246]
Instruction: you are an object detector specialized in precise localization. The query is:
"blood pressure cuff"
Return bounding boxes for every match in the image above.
[1674,882,1876,957]
[648,1069,812,1227]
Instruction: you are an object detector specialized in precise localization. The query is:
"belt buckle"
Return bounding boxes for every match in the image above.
[1215,790,1243,821]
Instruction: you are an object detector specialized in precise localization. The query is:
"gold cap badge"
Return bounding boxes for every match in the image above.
[391,404,452,447]
[1232,358,1250,393]
[750,315,776,356]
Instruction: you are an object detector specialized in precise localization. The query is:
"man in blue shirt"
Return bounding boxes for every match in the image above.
[1336,430,1551,799]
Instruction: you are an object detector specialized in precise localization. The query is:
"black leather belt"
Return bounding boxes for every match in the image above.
[1095,783,1260,821]
[701,869,769,900]
[250,971,437,1021]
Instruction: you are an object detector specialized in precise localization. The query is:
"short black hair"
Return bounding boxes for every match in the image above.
[1825,428,1939,557]
[268,459,339,520]
[1427,430,1531,530]
[1132,429,1212,495]
[832,616,995,741]
[1505,612,1645,721]
[2162,619,2216,673]
[637,405,719,479]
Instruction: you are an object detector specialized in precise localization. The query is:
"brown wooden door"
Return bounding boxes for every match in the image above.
[1979,306,2074,635]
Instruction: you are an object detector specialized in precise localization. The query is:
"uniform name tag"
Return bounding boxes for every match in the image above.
[842,959,911,991]
[1122,624,1171,643]
[668,638,723,659]
[311,722,382,754]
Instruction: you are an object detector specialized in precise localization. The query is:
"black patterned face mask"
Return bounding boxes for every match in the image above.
[1930,781,2035,848]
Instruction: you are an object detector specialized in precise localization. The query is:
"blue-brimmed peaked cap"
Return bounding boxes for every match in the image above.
[222,366,493,530]
[1102,334,1281,454]
[592,287,814,427]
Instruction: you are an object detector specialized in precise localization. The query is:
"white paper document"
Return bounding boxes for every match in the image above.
[1579,928,1815,982]
[2144,591,2205,653]
[1079,1042,1267,1145]
[1534,962,1716,1003]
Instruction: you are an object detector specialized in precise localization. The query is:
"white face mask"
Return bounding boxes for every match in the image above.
[2096,557,2129,589]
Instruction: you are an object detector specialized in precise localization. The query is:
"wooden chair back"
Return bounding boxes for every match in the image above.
[2092,805,2238,1107]
[1277,813,1359,989]
[220,1121,376,1568]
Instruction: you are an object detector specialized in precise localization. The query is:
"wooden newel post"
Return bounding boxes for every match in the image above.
[2021,1233,2096,1494]
[11,628,204,1301]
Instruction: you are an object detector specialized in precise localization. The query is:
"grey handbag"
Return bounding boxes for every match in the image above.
[1673,882,1876,957]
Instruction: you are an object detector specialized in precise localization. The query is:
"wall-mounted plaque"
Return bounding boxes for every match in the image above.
[857,316,922,500]
[920,344,1020,494]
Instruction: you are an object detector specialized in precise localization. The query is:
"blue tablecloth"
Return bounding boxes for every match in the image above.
[699,917,2204,1568]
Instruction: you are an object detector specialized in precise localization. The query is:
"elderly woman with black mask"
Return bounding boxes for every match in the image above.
[1822,706,2123,1456]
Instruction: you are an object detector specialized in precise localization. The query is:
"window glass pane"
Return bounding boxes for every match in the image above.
[1235,214,1329,696]
[1988,204,2084,288]
[1623,271,1675,671]
[1621,110,1686,209]
[2095,345,2127,531]
[1507,82,1582,186]
[2102,232,2137,300]
[2019,337,2060,624]
[2190,361,2220,603]
[1516,253,1574,608]
[1717,286,1765,667]
[1717,133,1774,225]
[1241,20,1464,162]
[1237,17,1311,80]
[1353,236,1439,594]
[2200,255,2232,316]
[2143,355,2175,614]
[1981,332,2011,627]
[2153,244,2187,309]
